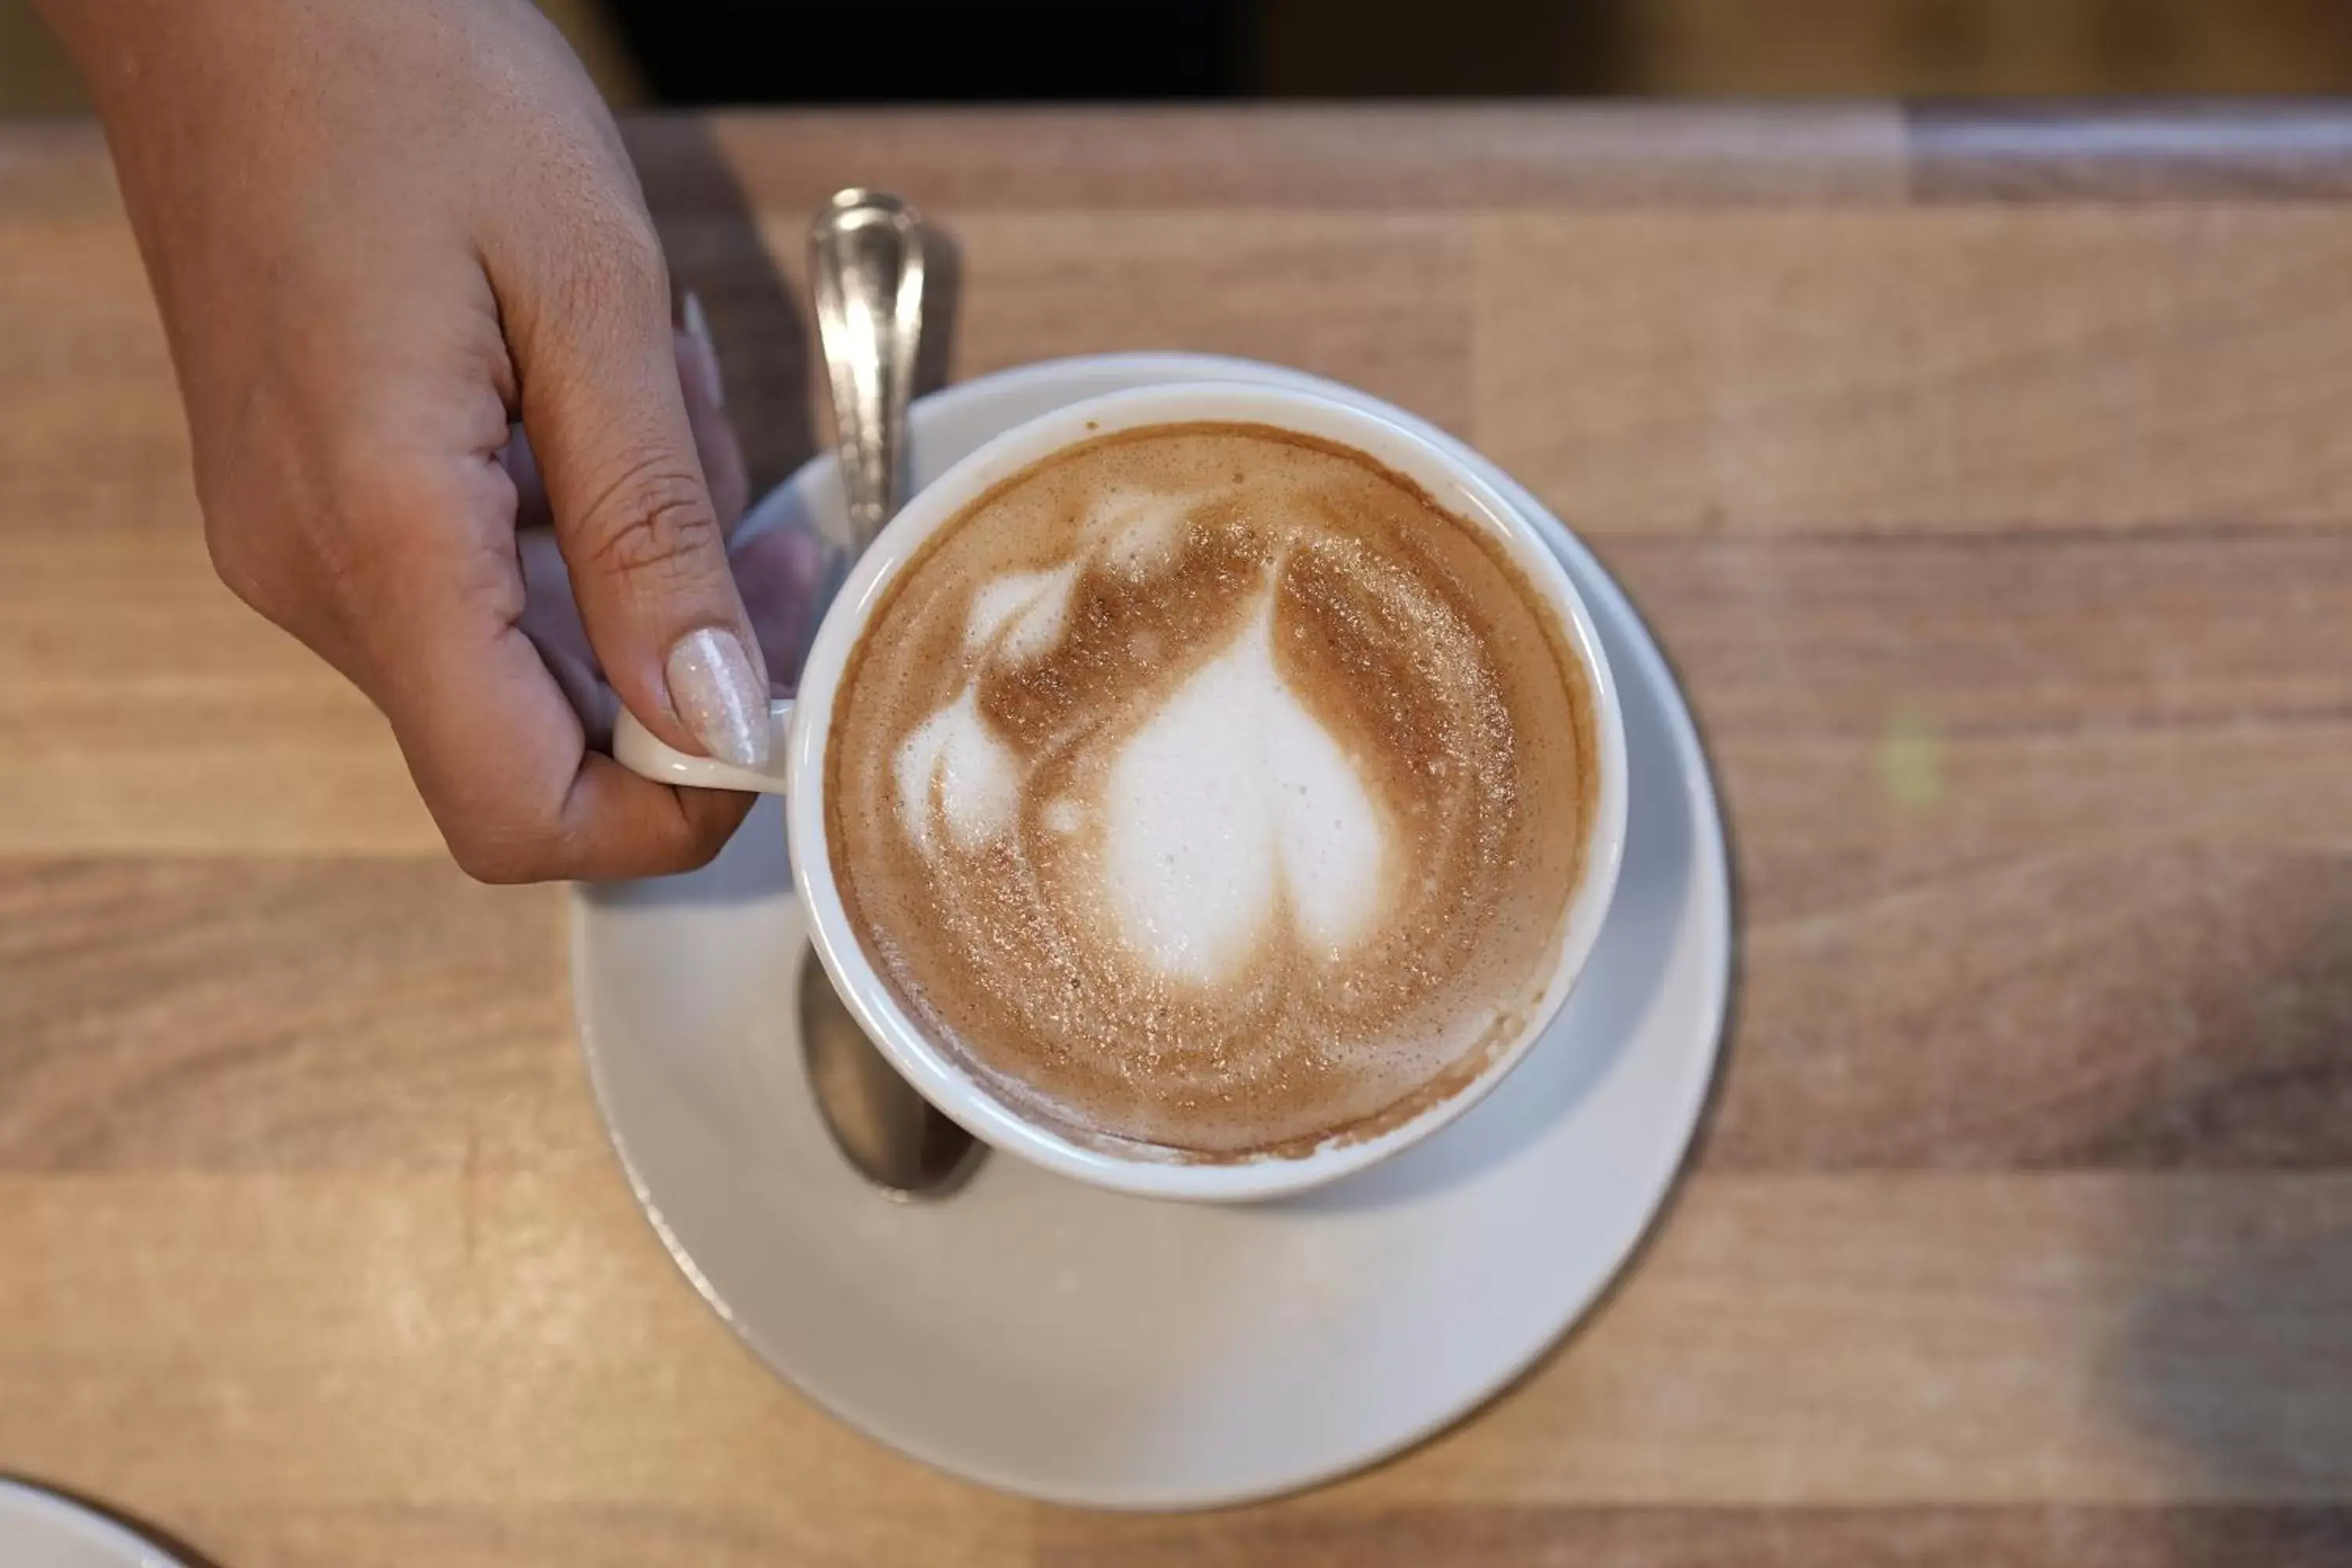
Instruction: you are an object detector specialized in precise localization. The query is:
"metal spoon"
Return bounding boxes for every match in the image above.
[800,188,983,1197]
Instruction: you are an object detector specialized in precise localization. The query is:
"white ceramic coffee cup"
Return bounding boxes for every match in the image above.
[616,383,1628,1202]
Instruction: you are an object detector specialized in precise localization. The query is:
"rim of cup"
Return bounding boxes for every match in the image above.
[787,382,1630,1203]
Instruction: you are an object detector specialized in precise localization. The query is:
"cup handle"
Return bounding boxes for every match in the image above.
[613,699,797,795]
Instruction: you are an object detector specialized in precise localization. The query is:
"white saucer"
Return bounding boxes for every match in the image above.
[0,1480,189,1567]
[572,353,1731,1508]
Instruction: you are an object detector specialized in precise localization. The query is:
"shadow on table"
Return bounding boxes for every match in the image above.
[2108,1191,2352,1567]
[626,117,814,494]
[0,1475,225,1567]
[626,115,964,495]
[2097,857,2352,1568]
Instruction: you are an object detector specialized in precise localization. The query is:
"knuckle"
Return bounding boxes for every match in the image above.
[331,441,445,533]
[555,203,668,323]
[575,458,724,590]
[616,808,737,882]
[607,212,669,300]
[671,807,739,873]
[442,819,564,886]
[323,445,521,626]
[202,517,278,617]
[406,725,582,887]
[203,514,330,652]
[201,496,372,681]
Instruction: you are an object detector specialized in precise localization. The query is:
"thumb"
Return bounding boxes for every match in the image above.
[497,215,769,773]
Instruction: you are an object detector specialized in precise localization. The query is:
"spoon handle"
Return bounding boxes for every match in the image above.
[809,188,925,553]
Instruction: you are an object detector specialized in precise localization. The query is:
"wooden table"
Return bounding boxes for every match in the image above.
[4,103,2350,1566]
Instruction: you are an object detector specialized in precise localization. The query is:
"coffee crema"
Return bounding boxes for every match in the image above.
[826,423,1597,1159]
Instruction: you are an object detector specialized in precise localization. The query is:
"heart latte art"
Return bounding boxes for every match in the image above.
[827,424,1598,1157]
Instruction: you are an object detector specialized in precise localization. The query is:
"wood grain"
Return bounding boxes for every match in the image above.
[926,211,1475,432]
[1720,845,2352,1169]
[1601,528,2352,736]
[120,1504,2352,1568]
[1911,102,2352,200]
[1474,209,2352,532]
[159,1505,1033,1568]
[3,105,2350,1565]
[0,862,580,1170]
[1040,1506,2352,1567]
[0,532,436,856]
[701,105,1910,211]
[3,1175,2350,1515]
[1716,723,2352,927]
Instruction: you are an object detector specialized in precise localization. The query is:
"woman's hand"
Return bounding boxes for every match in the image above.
[43,0,771,880]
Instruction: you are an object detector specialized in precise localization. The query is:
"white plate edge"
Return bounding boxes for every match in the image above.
[568,351,1736,1509]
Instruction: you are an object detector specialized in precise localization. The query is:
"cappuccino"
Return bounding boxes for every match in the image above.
[826,423,1597,1158]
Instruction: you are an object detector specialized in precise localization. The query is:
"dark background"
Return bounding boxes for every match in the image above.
[602,0,2352,102]
[8,0,2352,113]
[606,0,1624,101]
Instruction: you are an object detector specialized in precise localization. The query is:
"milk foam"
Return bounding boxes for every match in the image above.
[1091,492,1191,578]
[896,526,1392,982]
[964,563,1080,665]
[891,687,1018,855]
[1099,597,1385,979]
[889,484,1392,982]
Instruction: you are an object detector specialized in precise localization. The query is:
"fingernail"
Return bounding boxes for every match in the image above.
[681,289,726,409]
[665,626,768,770]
